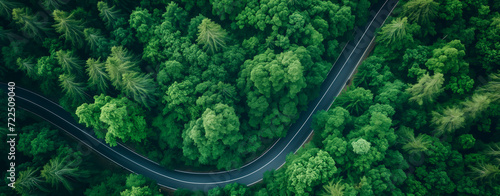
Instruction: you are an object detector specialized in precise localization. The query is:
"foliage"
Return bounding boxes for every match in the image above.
[352,138,371,155]
[52,10,85,48]
[431,107,465,136]
[76,95,149,146]
[406,73,444,105]
[196,18,227,54]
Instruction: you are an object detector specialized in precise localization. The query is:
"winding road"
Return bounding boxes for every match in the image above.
[1,0,398,192]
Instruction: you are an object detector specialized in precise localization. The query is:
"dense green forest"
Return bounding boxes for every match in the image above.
[1,0,499,195]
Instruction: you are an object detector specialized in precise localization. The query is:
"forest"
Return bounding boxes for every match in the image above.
[0,0,499,195]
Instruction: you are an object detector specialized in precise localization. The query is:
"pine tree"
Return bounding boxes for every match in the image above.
[12,8,51,40]
[479,71,500,102]
[41,156,89,191]
[402,0,439,26]
[15,167,48,194]
[86,58,109,93]
[321,179,345,196]
[377,17,411,46]
[56,50,83,75]
[84,28,104,52]
[197,18,227,53]
[0,0,21,19]
[406,73,444,105]
[52,10,85,47]
[59,74,86,102]
[105,46,137,88]
[470,163,500,181]
[462,94,491,119]
[399,127,431,154]
[432,107,465,136]
[42,0,64,11]
[121,72,156,108]
[97,1,122,28]
[17,57,37,78]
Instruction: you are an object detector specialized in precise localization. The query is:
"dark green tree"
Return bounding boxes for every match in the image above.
[15,167,48,195]
[41,156,89,191]
[0,0,20,19]
[97,1,122,28]
[402,0,439,35]
[12,8,51,40]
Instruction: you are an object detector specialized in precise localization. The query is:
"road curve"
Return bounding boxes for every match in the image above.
[1,0,398,191]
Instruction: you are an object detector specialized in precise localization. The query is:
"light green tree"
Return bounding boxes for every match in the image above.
[197,18,227,53]
[120,186,152,196]
[99,97,149,146]
[462,94,491,119]
[406,73,444,105]
[470,163,500,181]
[17,57,37,78]
[398,127,431,154]
[105,46,137,88]
[352,138,371,155]
[377,17,419,51]
[52,10,85,47]
[321,179,345,196]
[402,0,439,35]
[182,103,243,169]
[431,107,465,136]
[479,71,500,101]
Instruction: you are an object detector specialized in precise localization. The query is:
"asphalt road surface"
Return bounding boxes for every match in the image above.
[1,0,398,191]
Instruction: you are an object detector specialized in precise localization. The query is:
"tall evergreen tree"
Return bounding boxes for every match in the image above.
[15,167,48,195]
[406,73,444,105]
[86,58,109,93]
[402,0,439,26]
[52,10,85,47]
[105,46,137,88]
[16,57,37,78]
[462,94,491,119]
[97,1,122,28]
[431,107,465,136]
[320,179,345,196]
[59,74,86,102]
[42,0,64,11]
[56,50,83,75]
[479,71,500,101]
[0,0,21,19]
[12,7,51,40]
[197,18,227,53]
[41,156,89,191]
[121,72,156,108]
